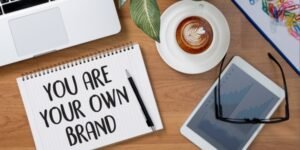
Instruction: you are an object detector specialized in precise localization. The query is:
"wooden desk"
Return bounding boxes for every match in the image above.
[0,0,299,149]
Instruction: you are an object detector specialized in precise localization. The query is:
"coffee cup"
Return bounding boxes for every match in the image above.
[155,0,230,74]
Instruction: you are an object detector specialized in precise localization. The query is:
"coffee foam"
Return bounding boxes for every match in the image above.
[176,16,214,54]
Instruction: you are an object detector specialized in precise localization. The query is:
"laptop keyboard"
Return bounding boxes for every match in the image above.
[0,0,56,15]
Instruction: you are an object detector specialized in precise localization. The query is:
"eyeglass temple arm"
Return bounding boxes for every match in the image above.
[216,54,227,118]
[267,53,290,120]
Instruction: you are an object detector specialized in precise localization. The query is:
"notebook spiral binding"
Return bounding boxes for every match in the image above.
[21,42,135,81]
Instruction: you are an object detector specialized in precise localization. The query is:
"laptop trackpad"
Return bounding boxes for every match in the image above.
[9,8,68,57]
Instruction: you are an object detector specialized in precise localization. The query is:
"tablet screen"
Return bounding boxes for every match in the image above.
[187,64,280,150]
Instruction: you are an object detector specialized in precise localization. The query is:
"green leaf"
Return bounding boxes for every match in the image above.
[130,0,161,42]
[118,0,127,8]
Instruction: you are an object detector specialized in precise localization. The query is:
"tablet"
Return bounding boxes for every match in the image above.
[181,56,285,150]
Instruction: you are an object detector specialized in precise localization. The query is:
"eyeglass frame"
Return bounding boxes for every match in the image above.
[214,53,290,124]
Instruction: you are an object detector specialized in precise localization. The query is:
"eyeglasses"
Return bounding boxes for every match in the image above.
[214,53,290,124]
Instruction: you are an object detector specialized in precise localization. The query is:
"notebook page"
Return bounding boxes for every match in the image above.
[125,44,163,131]
[17,44,162,150]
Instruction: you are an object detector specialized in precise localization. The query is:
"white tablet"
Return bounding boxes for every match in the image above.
[181,56,285,150]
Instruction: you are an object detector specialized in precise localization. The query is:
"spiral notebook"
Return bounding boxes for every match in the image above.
[16,43,163,150]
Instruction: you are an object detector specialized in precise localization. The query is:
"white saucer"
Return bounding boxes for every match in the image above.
[156,1,230,74]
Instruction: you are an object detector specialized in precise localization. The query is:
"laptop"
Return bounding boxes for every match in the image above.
[0,0,121,67]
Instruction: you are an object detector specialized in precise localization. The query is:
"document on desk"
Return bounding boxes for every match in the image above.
[233,0,300,75]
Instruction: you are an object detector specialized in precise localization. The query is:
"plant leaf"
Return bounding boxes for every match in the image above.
[118,0,127,8]
[130,0,161,42]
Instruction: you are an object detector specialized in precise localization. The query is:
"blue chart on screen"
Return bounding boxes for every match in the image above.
[187,64,279,150]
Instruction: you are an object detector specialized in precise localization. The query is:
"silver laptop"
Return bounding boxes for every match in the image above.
[0,0,121,67]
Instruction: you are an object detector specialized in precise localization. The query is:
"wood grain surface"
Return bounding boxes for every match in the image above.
[0,0,299,149]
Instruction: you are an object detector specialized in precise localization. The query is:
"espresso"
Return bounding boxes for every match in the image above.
[176,16,214,54]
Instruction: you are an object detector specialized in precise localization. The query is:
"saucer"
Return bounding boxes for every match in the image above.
[156,1,230,74]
